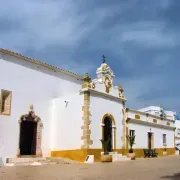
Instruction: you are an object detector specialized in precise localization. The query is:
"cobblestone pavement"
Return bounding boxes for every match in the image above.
[1,156,180,180]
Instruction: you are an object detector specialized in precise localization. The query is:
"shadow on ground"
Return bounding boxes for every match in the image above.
[161,172,180,180]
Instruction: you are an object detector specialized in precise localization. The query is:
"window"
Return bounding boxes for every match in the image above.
[163,134,167,145]
[177,129,180,135]
[155,112,160,116]
[0,89,12,115]
[129,130,135,136]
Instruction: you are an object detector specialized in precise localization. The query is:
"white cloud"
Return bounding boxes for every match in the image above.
[120,76,154,108]
[0,0,179,113]
[0,0,124,52]
[0,0,86,51]
[120,22,177,48]
[120,70,180,111]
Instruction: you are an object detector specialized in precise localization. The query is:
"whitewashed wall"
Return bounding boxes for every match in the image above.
[0,54,82,163]
[175,121,180,135]
[90,93,124,149]
[175,120,180,146]
[50,93,83,150]
[128,123,174,149]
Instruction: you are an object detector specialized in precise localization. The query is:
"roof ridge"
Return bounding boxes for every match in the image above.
[0,48,83,80]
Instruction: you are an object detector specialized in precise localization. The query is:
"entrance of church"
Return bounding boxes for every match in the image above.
[20,120,37,155]
[103,116,113,152]
[148,132,154,149]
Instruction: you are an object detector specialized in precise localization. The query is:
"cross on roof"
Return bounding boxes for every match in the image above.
[102,55,106,63]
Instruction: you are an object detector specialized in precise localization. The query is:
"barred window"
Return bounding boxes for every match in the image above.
[163,134,167,145]
[0,89,12,115]
[129,130,135,136]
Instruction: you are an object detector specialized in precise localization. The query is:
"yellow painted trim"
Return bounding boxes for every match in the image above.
[102,113,116,125]
[133,148,175,158]
[51,149,87,162]
[135,114,140,120]
[126,127,129,153]
[51,148,176,162]
[153,119,157,124]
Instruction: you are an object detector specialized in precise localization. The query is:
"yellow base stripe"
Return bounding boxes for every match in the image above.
[51,149,87,162]
[51,148,176,162]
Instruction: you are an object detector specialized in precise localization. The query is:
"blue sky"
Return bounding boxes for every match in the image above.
[0,0,180,112]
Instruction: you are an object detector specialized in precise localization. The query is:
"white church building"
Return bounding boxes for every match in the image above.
[0,48,176,164]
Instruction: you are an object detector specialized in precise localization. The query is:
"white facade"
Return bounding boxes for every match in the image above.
[51,92,84,150]
[90,92,124,149]
[0,49,127,163]
[0,49,82,163]
[80,61,126,150]
[0,48,176,164]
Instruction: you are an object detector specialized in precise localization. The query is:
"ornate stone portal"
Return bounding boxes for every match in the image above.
[81,74,93,149]
[17,105,43,157]
[121,102,127,150]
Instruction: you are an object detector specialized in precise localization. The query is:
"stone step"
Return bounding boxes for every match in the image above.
[6,161,59,166]
[5,157,80,166]
[112,154,131,162]
[7,157,46,163]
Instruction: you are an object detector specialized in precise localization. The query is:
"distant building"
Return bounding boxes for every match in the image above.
[126,106,175,156]
[174,113,180,149]
[138,106,175,120]
[138,106,180,149]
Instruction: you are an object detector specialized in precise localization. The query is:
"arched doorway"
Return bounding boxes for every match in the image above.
[20,116,37,155]
[104,116,113,152]
[17,105,43,157]
[101,114,116,152]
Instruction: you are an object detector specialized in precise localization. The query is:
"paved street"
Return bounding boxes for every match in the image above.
[0,156,180,180]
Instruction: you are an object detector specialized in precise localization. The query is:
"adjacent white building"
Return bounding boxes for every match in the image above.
[138,106,180,151]
[126,108,175,156]
[0,48,176,164]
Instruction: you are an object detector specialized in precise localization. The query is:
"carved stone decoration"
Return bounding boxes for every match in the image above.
[104,76,112,93]
[91,82,96,89]
[17,105,43,157]
[81,91,93,149]
[82,73,91,89]
[121,102,127,149]
[96,60,115,85]
[118,85,125,99]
